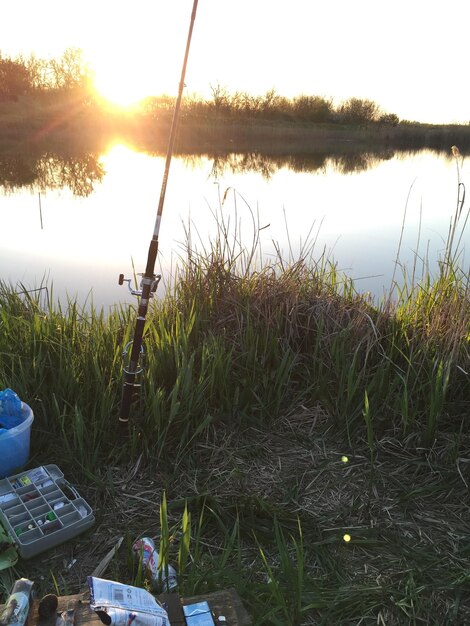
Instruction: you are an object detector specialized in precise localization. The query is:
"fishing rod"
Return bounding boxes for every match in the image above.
[118,0,199,432]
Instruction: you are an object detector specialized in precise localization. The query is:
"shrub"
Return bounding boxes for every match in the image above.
[338,97,380,124]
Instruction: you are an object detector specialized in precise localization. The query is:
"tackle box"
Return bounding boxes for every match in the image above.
[0,464,95,561]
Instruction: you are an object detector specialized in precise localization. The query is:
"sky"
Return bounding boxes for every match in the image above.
[1,0,469,124]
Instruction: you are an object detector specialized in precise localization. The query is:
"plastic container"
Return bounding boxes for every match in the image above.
[0,464,95,561]
[0,578,34,626]
[0,404,34,479]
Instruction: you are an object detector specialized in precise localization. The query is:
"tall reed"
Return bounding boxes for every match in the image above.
[0,186,468,469]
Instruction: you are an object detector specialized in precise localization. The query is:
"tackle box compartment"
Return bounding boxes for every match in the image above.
[0,464,94,559]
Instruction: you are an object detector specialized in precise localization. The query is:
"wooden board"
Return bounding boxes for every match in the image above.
[22,589,251,626]
[162,588,251,625]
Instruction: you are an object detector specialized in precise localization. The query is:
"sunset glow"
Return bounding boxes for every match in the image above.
[92,62,151,108]
[2,0,469,124]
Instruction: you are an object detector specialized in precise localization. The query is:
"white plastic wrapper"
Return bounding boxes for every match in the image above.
[132,537,177,591]
[87,577,169,626]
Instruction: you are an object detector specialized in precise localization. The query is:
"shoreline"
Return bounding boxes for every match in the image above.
[1,97,470,156]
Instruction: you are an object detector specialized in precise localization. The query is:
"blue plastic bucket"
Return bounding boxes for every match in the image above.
[0,403,34,478]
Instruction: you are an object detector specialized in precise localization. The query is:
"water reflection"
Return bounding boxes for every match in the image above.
[207,149,399,179]
[0,142,467,310]
[0,151,104,196]
[0,145,433,194]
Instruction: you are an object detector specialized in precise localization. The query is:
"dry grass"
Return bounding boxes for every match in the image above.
[8,403,469,625]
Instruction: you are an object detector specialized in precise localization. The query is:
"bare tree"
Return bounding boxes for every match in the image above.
[49,48,90,90]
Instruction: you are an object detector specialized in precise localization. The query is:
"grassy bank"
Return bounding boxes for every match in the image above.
[0,209,468,623]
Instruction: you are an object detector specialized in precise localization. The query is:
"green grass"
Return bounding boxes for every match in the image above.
[0,194,468,623]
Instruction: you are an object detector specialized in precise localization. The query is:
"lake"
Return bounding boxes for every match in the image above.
[0,143,468,310]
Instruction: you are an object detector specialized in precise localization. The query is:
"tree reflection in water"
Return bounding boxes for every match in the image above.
[0,146,421,195]
[0,151,104,196]
[206,148,400,180]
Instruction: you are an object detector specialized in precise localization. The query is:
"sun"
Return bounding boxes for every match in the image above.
[92,62,153,108]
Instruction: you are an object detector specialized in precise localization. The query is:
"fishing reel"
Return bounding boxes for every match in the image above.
[118,273,161,297]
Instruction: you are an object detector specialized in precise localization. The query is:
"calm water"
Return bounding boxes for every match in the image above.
[0,144,468,310]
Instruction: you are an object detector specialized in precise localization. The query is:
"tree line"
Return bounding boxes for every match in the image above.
[1,48,400,127]
[171,84,400,126]
[0,48,90,101]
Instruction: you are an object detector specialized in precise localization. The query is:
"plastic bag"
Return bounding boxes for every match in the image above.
[88,577,170,626]
[0,389,23,431]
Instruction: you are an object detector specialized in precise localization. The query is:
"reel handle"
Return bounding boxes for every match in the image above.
[118,273,161,297]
